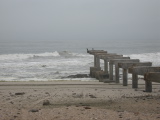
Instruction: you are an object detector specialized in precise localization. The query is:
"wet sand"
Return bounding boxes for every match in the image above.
[0,80,160,120]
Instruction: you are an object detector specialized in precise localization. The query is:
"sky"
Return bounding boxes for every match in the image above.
[0,0,160,42]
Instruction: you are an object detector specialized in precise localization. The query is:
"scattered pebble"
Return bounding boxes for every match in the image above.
[89,95,97,98]
[84,106,91,109]
[10,101,14,104]
[15,92,25,95]
[29,109,39,112]
[43,100,50,106]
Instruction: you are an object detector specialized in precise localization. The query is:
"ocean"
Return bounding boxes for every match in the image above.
[0,39,160,81]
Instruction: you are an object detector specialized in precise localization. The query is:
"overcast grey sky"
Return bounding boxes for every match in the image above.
[0,0,160,41]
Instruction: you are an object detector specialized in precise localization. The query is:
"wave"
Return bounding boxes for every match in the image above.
[0,51,59,61]
[1,51,159,81]
[0,51,92,61]
[127,52,160,66]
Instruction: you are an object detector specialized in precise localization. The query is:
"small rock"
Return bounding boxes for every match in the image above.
[15,92,25,95]
[43,100,50,106]
[14,115,18,118]
[84,106,91,109]
[29,109,39,112]
[89,95,97,98]
[10,101,14,104]
[45,92,50,95]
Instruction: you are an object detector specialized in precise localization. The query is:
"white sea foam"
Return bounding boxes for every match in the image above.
[0,51,60,61]
[0,51,92,61]
[0,51,159,81]
[127,52,160,66]
[0,51,93,81]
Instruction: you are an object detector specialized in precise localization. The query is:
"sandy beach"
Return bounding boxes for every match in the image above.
[0,80,160,120]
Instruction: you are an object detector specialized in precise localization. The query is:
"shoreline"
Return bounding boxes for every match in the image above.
[0,81,160,120]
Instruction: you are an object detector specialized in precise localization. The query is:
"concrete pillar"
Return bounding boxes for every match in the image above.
[104,59,108,74]
[115,64,119,83]
[123,68,128,86]
[90,67,101,77]
[109,63,114,81]
[118,62,152,86]
[129,67,160,89]
[94,55,96,67]
[144,72,160,92]
[145,80,152,92]
[96,55,100,68]
[132,73,138,88]
[110,59,140,83]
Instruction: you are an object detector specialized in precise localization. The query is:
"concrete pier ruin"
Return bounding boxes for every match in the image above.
[87,49,160,92]
[109,59,139,83]
[118,62,152,86]
[144,72,160,92]
[128,66,160,88]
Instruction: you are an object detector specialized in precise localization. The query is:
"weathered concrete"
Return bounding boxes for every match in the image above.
[128,67,160,88]
[118,62,152,86]
[90,67,101,78]
[109,59,140,83]
[94,70,109,82]
[118,62,152,69]
[144,72,160,92]
[87,49,108,68]
[94,53,109,68]
[94,53,114,68]
[92,54,123,81]
[100,55,125,74]
[90,53,123,79]
[91,55,127,82]
[99,55,123,74]
[87,49,107,55]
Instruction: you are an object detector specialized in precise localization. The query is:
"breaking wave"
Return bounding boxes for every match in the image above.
[127,52,160,66]
[0,51,160,81]
[0,51,92,61]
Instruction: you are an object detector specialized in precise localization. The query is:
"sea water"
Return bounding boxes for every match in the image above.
[0,39,160,81]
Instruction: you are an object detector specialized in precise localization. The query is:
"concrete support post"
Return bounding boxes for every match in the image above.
[109,63,114,80]
[115,64,119,83]
[145,80,152,92]
[119,62,152,86]
[104,60,108,74]
[132,73,138,88]
[96,56,100,68]
[94,55,96,67]
[123,68,128,86]
[90,67,101,77]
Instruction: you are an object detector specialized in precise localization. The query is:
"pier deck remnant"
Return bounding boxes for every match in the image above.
[87,49,160,92]
[118,62,152,86]
[128,66,160,88]
[144,72,160,92]
[109,59,140,83]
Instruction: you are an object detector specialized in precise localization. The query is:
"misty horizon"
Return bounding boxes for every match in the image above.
[0,0,160,42]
